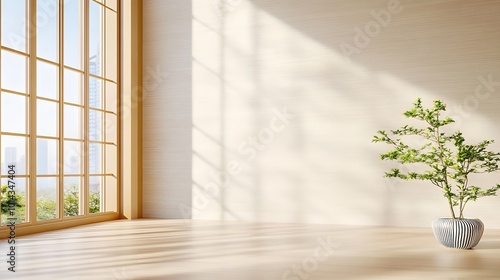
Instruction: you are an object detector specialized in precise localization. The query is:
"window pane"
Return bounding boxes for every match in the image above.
[104,176,117,212]
[1,92,27,134]
[105,9,117,81]
[105,81,117,113]
[37,61,59,100]
[89,77,103,109]
[1,0,27,52]
[89,143,102,174]
[1,50,27,93]
[36,177,57,220]
[89,176,102,213]
[0,0,121,224]
[64,68,83,105]
[1,178,27,225]
[37,0,59,62]
[105,144,116,175]
[64,176,82,216]
[1,135,27,175]
[64,104,83,139]
[89,1,103,76]
[37,138,58,175]
[89,110,102,141]
[37,99,58,136]
[64,140,82,174]
[105,113,116,143]
[64,0,84,69]
[106,0,117,11]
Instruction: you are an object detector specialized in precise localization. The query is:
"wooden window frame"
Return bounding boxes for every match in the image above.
[0,0,128,238]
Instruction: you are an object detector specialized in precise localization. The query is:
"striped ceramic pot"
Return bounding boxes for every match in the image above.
[431,218,484,249]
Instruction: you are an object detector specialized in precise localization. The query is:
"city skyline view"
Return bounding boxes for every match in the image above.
[1,0,104,181]
[0,0,118,221]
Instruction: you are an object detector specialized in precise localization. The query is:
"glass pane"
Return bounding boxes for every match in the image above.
[1,50,27,93]
[105,9,117,81]
[1,178,27,225]
[64,0,84,70]
[106,0,117,11]
[104,176,117,212]
[36,177,57,221]
[105,81,117,113]
[64,104,83,139]
[37,61,59,100]
[1,135,27,175]
[89,110,102,141]
[105,144,116,175]
[64,176,82,216]
[89,1,104,76]
[105,113,116,143]
[37,0,59,62]
[1,0,27,52]
[89,143,102,174]
[37,99,58,136]
[1,92,27,134]
[64,140,82,174]
[89,77,103,109]
[37,138,58,175]
[64,68,83,105]
[89,176,102,213]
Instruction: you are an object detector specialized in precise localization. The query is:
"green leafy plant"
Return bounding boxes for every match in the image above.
[64,185,80,217]
[89,191,101,214]
[36,195,57,220]
[64,185,101,215]
[373,98,500,219]
[1,185,26,224]
[1,184,101,224]
[1,185,24,214]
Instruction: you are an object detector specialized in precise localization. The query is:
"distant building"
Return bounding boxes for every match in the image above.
[19,155,26,174]
[89,53,101,176]
[89,52,101,206]
[5,147,17,173]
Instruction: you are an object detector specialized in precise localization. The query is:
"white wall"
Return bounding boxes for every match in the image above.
[143,0,500,228]
[142,0,192,218]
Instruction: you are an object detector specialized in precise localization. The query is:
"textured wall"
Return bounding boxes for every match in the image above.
[142,0,192,218]
[144,0,500,227]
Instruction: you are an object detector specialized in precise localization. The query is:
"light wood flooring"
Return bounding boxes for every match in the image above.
[1,219,500,279]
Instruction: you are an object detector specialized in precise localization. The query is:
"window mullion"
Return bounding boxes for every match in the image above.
[58,0,64,219]
[83,0,89,216]
[102,6,106,213]
[28,0,37,225]
[0,0,119,235]
[0,0,2,228]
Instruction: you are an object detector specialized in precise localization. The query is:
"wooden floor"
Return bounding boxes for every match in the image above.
[1,219,500,279]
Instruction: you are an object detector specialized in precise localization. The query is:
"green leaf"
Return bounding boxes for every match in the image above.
[372,98,500,218]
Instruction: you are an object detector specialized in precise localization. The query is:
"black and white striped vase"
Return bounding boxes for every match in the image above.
[431,218,484,249]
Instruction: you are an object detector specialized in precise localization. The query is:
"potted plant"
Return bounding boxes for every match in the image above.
[372,98,500,249]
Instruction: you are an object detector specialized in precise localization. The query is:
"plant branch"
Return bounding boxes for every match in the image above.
[373,98,500,220]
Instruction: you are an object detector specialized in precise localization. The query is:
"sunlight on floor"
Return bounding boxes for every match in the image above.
[1,219,500,279]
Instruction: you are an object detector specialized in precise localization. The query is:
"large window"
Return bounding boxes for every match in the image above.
[0,0,119,227]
